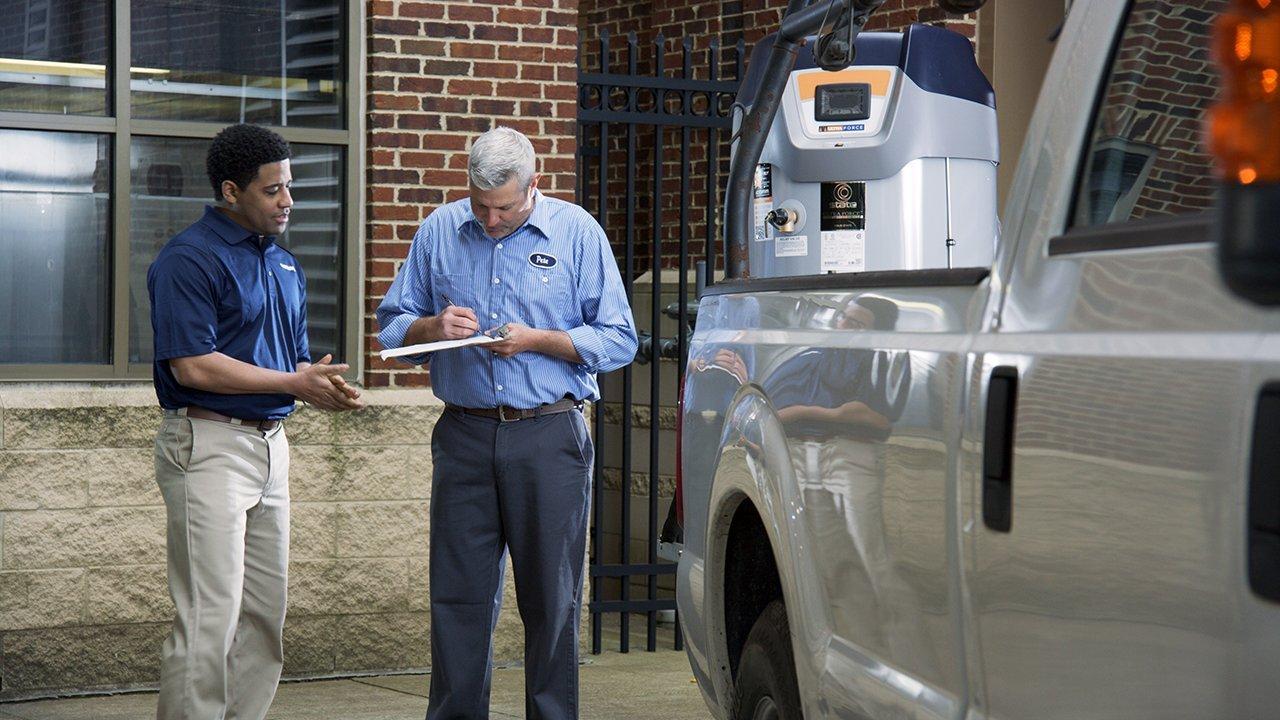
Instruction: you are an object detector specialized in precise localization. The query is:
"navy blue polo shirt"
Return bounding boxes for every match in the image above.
[148,205,311,420]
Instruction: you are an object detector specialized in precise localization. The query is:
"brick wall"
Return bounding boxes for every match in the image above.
[364,0,580,388]
[576,0,979,278]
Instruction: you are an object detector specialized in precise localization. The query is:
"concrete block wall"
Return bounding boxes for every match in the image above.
[0,386,542,700]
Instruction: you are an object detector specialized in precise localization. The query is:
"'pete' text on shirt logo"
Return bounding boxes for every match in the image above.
[529,252,558,269]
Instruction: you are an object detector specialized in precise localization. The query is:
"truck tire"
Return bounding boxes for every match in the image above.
[731,600,803,720]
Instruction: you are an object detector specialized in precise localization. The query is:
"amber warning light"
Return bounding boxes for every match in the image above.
[1210,0,1280,304]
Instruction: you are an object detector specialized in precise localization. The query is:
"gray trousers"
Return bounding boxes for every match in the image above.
[153,414,290,720]
[427,407,593,720]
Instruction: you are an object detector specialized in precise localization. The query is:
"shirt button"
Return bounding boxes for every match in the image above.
[493,277,501,284]
[496,384,504,391]
[541,276,549,282]
[490,313,498,319]
[496,243,503,249]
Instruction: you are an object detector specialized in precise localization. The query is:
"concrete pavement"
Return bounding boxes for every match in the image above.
[0,638,713,720]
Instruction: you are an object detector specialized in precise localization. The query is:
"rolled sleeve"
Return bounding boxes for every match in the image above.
[566,324,608,370]
[376,223,436,366]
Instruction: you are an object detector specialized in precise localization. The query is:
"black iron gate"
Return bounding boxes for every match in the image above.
[576,32,743,653]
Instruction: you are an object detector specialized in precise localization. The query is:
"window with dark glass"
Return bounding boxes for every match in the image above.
[130,0,345,128]
[128,137,344,364]
[0,2,355,376]
[1072,0,1227,229]
[0,0,110,115]
[0,129,111,363]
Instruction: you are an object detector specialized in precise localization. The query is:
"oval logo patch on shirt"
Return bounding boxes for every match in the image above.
[529,252,558,269]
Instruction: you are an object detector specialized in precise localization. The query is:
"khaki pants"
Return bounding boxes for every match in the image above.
[153,413,290,720]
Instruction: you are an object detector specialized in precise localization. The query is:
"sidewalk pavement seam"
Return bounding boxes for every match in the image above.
[344,681,521,720]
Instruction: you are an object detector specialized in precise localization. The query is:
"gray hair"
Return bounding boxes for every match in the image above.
[468,127,537,190]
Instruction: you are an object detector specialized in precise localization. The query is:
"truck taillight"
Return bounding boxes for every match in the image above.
[1210,0,1280,184]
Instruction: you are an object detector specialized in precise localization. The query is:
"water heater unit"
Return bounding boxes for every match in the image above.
[738,24,999,278]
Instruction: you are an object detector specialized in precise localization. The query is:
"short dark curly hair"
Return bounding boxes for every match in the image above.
[206,124,291,201]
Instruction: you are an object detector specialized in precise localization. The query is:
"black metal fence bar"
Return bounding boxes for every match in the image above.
[590,31,611,658]
[647,34,665,655]
[579,30,742,655]
[619,32,638,654]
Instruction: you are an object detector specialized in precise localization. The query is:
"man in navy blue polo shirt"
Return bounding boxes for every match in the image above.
[148,123,363,720]
[378,127,637,720]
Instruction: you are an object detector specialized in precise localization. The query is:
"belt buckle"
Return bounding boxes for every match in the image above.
[498,406,512,422]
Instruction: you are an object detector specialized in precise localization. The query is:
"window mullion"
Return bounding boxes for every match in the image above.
[110,0,132,376]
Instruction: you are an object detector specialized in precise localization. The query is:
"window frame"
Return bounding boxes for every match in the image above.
[1058,0,1220,253]
[0,0,366,381]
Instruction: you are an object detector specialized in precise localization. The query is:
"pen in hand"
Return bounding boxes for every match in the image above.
[435,293,480,339]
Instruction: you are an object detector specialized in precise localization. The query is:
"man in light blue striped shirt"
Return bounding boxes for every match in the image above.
[376,127,636,720]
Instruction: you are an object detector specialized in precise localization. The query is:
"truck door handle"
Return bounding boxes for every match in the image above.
[982,366,1019,533]
[1249,383,1280,602]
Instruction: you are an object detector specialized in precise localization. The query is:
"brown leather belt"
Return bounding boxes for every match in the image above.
[448,398,582,422]
[174,406,282,432]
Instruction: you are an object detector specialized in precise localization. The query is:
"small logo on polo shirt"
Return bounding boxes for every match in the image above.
[528,252,558,269]
[279,262,296,272]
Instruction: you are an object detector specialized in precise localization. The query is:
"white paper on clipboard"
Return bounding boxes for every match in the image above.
[379,334,500,360]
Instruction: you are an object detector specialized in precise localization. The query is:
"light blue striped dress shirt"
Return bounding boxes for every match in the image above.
[376,192,638,409]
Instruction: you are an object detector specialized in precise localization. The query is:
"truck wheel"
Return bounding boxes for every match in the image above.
[731,600,803,720]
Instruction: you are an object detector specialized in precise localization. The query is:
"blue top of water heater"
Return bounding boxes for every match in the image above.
[739,24,996,109]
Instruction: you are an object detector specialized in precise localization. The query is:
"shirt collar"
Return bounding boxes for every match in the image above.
[459,190,552,240]
[201,205,275,247]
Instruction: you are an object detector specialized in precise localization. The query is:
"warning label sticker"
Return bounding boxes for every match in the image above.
[821,230,865,272]
[820,182,866,272]
[753,164,773,242]
[774,235,808,258]
[821,181,866,231]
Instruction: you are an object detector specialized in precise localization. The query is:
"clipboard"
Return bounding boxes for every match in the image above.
[379,334,501,360]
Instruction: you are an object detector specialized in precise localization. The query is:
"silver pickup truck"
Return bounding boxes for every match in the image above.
[673,0,1280,718]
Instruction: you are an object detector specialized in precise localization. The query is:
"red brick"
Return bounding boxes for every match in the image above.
[475,25,520,42]
[497,7,543,24]
[400,39,448,56]
[370,131,421,148]
[421,169,471,186]
[473,61,521,79]
[400,151,448,168]
[446,116,495,133]
[448,4,495,21]
[397,113,441,130]
[499,45,544,62]
[397,76,446,94]
[400,2,446,19]
[448,78,495,96]
[423,134,469,151]
[472,99,519,115]
[371,18,419,35]
[422,58,473,76]
[450,41,496,59]
[496,81,542,98]
[424,21,471,39]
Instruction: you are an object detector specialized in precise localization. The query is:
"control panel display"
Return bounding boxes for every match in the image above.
[815,83,871,122]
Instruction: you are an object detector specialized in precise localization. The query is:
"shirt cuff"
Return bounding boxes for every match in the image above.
[378,313,431,366]
[566,325,607,371]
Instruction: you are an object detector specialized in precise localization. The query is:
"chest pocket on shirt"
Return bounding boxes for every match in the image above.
[518,264,574,328]
[436,272,476,313]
